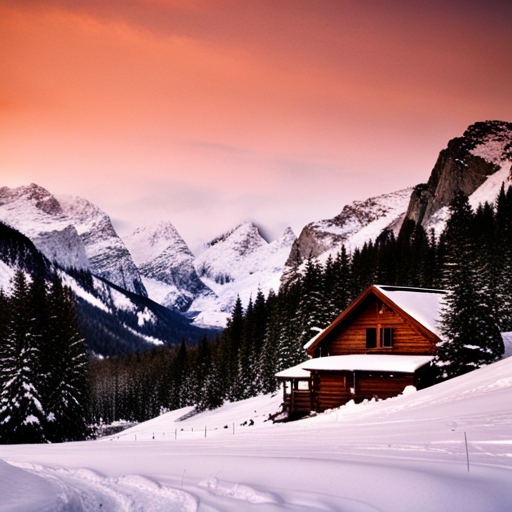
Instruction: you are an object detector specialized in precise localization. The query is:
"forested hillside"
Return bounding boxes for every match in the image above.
[89,186,511,423]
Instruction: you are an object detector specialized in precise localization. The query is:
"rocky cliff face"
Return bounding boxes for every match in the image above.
[123,221,211,311]
[404,120,512,227]
[59,195,147,296]
[281,188,412,287]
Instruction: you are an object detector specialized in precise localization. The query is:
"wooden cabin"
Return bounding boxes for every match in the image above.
[276,285,446,416]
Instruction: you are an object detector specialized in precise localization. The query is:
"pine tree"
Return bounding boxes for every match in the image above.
[42,276,89,442]
[259,290,281,393]
[236,298,255,399]
[277,281,305,370]
[192,336,213,411]
[170,339,188,410]
[219,296,244,401]
[0,270,46,444]
[435,192,503,379]
[298,256,327,348]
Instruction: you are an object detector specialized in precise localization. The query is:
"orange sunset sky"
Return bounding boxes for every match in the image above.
[2,0,512,249]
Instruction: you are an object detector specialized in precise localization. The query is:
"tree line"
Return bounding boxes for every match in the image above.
[2,186,510,434]
[89,185,511,423]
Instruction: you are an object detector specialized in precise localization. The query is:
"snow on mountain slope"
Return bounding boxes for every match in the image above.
[281,188,412,284]
[190,224,296,327]
[0,184,90,270]
[3,356,512,511]
[194,222,268,282]
[405,120,512,235]
[0,184,146,295]
[123,222,212,311]
[426,158,512,237]
[58,195,147,296]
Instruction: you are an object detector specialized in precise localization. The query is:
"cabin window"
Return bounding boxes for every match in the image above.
[297,380,310,390]
[366,328,377,348]
[380,327,394,348]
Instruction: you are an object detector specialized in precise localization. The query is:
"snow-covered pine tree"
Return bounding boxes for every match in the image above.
[236,297,255,400]
[298,256,327,349]
[277,281,305,370]
[435,192,503,379]
[331,246,352,314]
[192,336,213,411]
[202,340,224,411]
[0,289,9,396]
[170,339,188,410]
[42,276,89,442]
[0,270,46,444]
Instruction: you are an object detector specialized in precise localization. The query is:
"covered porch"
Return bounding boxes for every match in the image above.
[275,362,312,416]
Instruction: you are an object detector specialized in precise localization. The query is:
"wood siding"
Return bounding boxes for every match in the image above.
[356,372,414,400]
[311,370,415,412]
[311,371,352,412]
[319,295,436,356]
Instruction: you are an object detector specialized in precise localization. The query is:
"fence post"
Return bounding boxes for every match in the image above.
[464,432,470,472]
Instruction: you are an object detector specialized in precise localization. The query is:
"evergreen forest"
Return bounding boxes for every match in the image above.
[88,186,511,424]
[0,272,89,443]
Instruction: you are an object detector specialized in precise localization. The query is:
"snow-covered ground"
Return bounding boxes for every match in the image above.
[2,357,512,511]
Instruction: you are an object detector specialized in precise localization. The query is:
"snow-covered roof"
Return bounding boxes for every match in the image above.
[302,354,434,373]
[374,286,446,338]
[303,327,326,350]
[275,361,312,379]
[306,285,447,354]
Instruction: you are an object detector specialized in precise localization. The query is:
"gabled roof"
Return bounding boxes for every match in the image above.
[305,285,446,355]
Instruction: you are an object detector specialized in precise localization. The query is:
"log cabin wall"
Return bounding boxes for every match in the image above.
[311,371,352,412]
[311,370,415,412]
[356,372,414,400]
[321,295,436,356]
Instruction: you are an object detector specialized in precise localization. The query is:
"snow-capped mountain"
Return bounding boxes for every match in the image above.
[0,220,211,356]
[189,223,296,327]
[281,188,413,286]
[0,184,90,270]
[123,221,212,311]
[281,120,512,288]
[405,120,512,234]
[122,221,296,328]
[0,184,146,296]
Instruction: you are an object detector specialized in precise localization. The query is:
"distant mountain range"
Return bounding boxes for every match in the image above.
[1,120,511,354]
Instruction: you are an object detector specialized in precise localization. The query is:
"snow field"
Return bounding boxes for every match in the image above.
[3,356,512,511]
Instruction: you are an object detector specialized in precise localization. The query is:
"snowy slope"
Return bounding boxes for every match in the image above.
[315,187,413,255]
[190,224,296,327]
[123,222,212,311]
[281,188,412,285]
[0,220,210,356]
[0,184,90,270]
[0,184,146,295]
[56,195,146,296]
[2,356,512,511]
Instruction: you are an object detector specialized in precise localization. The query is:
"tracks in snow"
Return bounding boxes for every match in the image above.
[6,461,197,512]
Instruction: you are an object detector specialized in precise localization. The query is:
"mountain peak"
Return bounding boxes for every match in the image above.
[204,221,264,250]
[403,120,512,228]
[0,183,63,217]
